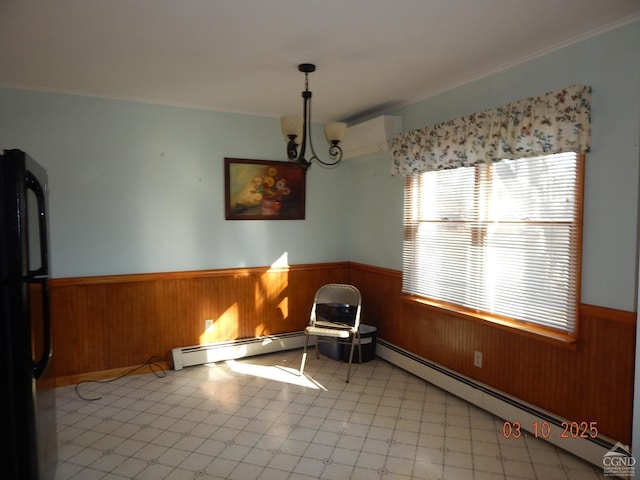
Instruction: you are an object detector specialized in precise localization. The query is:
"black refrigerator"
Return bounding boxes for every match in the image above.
[0,149,57,480]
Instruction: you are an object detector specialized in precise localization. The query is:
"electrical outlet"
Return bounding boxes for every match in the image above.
[474,350,483,368]
[205,319,214,331]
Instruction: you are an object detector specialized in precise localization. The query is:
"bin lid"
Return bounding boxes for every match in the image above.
[359,324,377,334]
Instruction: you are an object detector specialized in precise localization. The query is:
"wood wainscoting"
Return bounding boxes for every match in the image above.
[51,261,635,445]
[348,262,636,446]
[50,263,350,385]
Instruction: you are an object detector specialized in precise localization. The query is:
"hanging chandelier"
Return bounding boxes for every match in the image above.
[280,63,347,169]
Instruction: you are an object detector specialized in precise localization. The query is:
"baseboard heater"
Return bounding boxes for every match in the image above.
[171,331,308,370]
[376,340,620,470]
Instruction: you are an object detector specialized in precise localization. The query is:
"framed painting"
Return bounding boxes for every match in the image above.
[224,158,307,220]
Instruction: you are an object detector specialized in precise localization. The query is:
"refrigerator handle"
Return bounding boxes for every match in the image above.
[25,171,49,277]
[32,278,52,380]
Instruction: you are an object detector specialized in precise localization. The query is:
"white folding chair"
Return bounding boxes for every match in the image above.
[299,284,362,383]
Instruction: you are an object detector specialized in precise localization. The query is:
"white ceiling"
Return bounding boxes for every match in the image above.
[1,0,639,124]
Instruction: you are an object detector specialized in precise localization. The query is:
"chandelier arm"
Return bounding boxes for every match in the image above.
[313,146,342,167]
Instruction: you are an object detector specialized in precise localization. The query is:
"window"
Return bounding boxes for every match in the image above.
[403,152,583,337]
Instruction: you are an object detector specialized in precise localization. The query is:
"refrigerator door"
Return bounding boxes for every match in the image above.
[0,149,56,480]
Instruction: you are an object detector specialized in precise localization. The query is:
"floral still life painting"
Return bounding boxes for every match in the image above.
[224,158,306,220]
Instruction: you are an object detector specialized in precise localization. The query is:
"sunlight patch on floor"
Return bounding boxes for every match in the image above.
[224,359,327,390]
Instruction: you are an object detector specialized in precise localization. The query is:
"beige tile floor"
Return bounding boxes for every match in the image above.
[54,349,607,479]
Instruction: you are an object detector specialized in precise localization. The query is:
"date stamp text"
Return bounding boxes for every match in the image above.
[501,420,598,439]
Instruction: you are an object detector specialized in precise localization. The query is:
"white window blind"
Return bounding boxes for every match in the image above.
[403,152,583,334]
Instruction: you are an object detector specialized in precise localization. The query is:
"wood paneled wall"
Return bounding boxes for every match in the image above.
[50,263,349,382]
[51,262,635,444]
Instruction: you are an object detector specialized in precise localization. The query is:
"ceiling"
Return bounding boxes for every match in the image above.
[1,0,639,124]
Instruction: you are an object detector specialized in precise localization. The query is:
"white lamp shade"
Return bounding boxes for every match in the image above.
[324,122,347,143]
[281,116,303,144]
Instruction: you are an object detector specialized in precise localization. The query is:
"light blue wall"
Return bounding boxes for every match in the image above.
[346,153,404,271]
[1,21,638,310]
[348,21,640,313]
[0,90,351,277]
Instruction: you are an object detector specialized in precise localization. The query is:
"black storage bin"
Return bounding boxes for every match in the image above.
[318,340,343,360]
[342,324,377,363]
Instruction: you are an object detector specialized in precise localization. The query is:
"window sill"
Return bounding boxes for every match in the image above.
[401,294,578,349]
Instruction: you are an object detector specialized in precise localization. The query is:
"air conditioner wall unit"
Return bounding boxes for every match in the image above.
[341,115,403,160]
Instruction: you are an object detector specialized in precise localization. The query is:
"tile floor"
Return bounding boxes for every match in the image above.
[54,349,608,480]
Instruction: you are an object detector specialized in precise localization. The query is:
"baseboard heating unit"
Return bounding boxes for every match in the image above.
[172,331,308,370]
[376,340,621,470]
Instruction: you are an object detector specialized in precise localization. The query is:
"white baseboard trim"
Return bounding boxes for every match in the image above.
[376,340,621,470]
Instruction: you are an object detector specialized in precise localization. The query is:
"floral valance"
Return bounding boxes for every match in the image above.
[391,84,591,176]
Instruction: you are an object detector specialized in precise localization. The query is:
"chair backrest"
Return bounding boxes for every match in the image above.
[311,284,362,328]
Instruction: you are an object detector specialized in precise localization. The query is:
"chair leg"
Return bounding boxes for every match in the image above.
[299,335,310,376]
[345,336,357,383]
[357,329,362,364]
